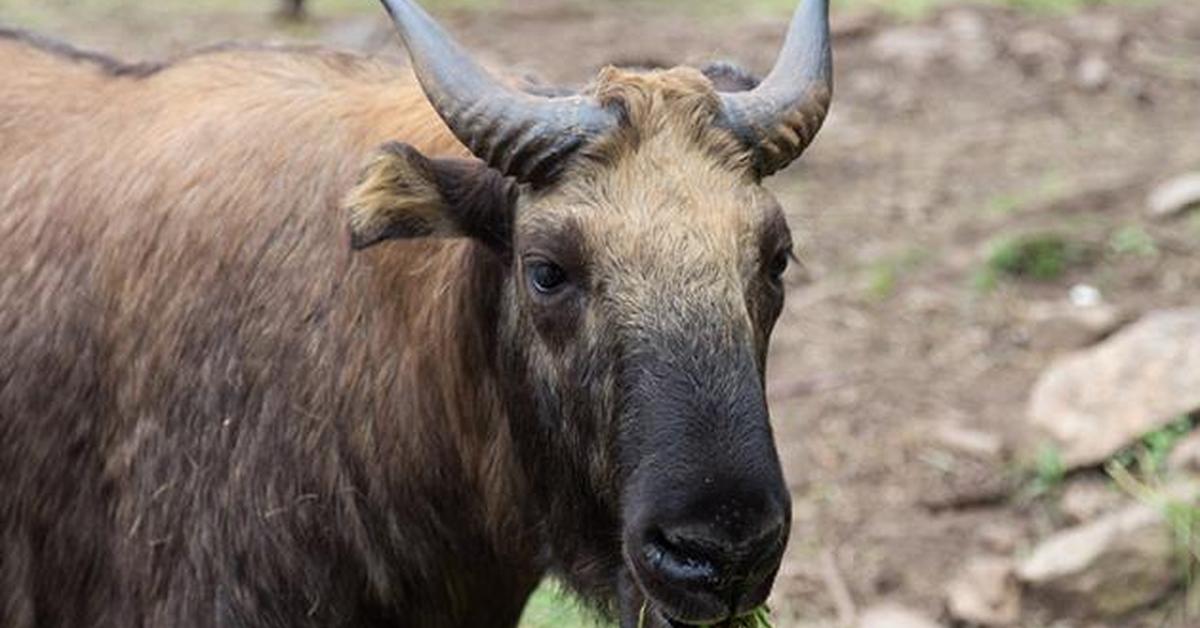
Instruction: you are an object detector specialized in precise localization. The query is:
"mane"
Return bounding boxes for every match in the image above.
[0,26,360,80]
[584,66,753,175]
[0,26,164,77]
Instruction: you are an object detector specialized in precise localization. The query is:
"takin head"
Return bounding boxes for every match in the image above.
[345,0,832,624]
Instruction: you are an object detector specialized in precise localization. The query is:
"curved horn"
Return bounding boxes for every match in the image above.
[717,0,833,178]
[380,0,618,183]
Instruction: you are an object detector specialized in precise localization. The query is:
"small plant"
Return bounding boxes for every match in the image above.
[863,248,928,301]
[1106,415,1200,619]
[969,267,1000,294]
[1110,415,1197,479]
[1107,462,1200,617]
[520,580,605,628]
[1108,225,1158,258]
[985,233,1086,281]
[1025,444,1066,498]
[866,263,899,301]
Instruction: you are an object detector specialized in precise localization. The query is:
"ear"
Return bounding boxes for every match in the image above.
[345,142,516,252]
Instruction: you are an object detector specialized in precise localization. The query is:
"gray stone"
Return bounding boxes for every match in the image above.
[1024,301,1125,352]
[977,521,1022,555]
[1017,501,1184,618]
[1027,309,1200,469]
[933,421,1006,460]
[1075,54,1111,91]
[859,603,944,628]
[945,557,1021,626]
[1059,478,1124,525]
[1148,173,1200,218]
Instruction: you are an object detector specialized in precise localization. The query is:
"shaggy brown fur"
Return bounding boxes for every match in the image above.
[0,35,534,628]
[0,25,793,628]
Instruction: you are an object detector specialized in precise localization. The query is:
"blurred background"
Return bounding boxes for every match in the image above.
[3,0,1198,626]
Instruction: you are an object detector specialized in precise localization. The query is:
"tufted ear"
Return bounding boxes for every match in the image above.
[345,142,516,252]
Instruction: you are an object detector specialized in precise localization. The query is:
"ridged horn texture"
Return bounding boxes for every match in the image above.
[380,0,619,184]
[716,0,833,178]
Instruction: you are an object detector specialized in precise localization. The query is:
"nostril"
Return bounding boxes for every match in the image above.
[737,518,787,578]
[642,527,720,586]
[743,518,787,556]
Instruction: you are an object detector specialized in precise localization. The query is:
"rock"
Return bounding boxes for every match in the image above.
[1017,500,1185,618]
[1075,54,1111,91]
[1024,301,1125,351]
[977,521,1022,555]
[945,557,1021,626]
[859,603,944,628]
[1167,431,1200,473]
[1147,173,1200,218]
[933,422,1006,460]
[871,27,949,71]
[1059,477,1124,525]
[1069,284,1103,308]
[1027,308,1200,469]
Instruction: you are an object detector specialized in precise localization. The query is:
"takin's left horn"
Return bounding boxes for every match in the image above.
[716,0,833,178]
[380,0,619,184]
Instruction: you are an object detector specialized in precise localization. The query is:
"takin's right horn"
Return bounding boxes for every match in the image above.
[715,0,833,178]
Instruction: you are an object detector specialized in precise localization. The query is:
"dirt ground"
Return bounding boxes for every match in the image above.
[6,0,1200,625]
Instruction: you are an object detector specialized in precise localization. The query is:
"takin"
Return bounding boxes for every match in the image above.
[0,0,832,626]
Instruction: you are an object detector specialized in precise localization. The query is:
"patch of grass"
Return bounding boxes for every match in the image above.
[1108,224,1159,258]
[1027,444,1067,497]
[519,580,609,628]
[980,173,1069,216]
[863,247,928,300]
[1110,415,1198,480]
[1107,461,1200,617]
[1104,414,1200,616]
[970,266,1000,294]
[984,232,1089,282]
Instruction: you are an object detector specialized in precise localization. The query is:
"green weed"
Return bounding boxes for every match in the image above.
[863,247,928,300]
[1109,225,1159,258]
[1025,444,1066,498]
[984,232,1088,282]
[1105,415,1200,619]
[1107,462,1200,617]
[520,580,608,628]
[1109,415,1197,478]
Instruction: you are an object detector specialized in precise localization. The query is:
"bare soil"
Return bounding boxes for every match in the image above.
[9,0,1200,625]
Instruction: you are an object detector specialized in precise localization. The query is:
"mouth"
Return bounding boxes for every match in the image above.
[638,601,773,628]
[625,525,782,627]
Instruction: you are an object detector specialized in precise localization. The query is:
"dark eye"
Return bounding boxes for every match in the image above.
[768,249,791,283]
[526,259,569,296]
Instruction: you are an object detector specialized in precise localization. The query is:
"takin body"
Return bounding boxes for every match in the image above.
[1,0,833,626]
[0,31,530,628]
